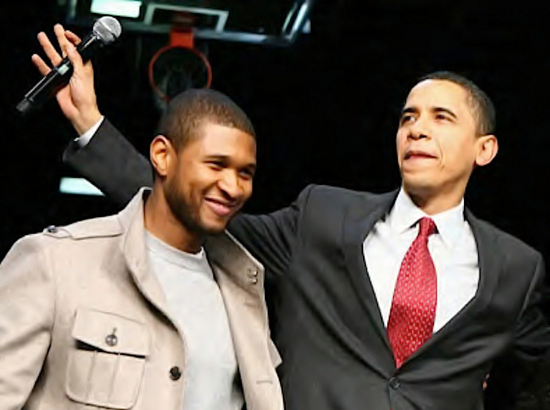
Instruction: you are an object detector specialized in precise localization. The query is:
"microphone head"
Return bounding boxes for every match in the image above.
[93,16,122,44]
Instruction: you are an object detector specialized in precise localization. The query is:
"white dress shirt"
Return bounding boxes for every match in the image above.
[75,116,104,147]
[363,189,479,332]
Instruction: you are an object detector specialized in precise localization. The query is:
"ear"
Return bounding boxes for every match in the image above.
[150,135,175,177]
[474,134,498,167]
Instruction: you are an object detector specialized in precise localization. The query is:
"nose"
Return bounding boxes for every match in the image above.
[407,116,430,140]
[217,170,243,200]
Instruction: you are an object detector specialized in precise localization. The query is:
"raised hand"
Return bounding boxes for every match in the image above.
[31,24,102,135]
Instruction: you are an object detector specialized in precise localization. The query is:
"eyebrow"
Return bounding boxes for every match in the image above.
[205,155,257,171]
[400,107,417,116]
[433,107,458,119]
[400,106,458,120]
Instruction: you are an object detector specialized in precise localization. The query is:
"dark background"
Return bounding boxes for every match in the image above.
[0,1,549,272]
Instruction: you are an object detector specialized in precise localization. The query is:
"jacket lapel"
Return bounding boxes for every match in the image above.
[341,190,399,371]
[205,232,283,410]
[464,209,502,316]
[342,192,503,371]
[116,190,173,321]
[402,208,502,367]
[115,190,282,410]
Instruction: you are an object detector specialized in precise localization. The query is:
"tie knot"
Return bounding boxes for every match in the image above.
[418,217,437,238]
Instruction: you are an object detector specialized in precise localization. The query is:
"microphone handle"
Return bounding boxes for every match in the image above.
[17,32,103,115]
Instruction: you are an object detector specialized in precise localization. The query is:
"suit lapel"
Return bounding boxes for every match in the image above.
[435,210,501,330]
[342,191,503,370]
[402,208,503,366]
[341,190,398,370]
[465,209,502,314]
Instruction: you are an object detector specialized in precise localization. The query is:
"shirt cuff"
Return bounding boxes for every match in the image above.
[74,116,105,148]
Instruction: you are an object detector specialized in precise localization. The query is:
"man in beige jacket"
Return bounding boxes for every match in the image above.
[0,89,283,410]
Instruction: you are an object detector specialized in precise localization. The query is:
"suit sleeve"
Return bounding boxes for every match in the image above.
[485,253,550,410]
[0,237,55,410]
[63,119,153,207]
[228,185,315,278]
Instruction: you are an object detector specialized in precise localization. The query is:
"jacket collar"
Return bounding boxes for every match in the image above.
[117,188,172,320]
[116,188,266,313]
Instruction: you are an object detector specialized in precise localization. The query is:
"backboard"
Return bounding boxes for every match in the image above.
[64,0,314,45]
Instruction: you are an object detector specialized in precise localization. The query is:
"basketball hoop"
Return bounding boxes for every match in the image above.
[148,15,212,104]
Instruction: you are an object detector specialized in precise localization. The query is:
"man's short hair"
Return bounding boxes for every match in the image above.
[419,71,496,135]
[156,89,256,150]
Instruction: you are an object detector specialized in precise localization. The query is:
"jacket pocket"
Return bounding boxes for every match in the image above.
[66,308,150,409]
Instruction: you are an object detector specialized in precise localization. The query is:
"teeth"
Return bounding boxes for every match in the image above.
[207,199,235,213]
[209,199,231,207]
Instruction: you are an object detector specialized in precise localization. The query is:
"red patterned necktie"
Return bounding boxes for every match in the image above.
[387,217,437,368]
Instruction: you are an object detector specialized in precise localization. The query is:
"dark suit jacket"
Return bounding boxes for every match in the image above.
[65,119,550,410]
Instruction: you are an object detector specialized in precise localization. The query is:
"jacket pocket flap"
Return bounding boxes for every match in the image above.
[72,308,150,356]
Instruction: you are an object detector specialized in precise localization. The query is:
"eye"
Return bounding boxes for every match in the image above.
[207,160,224,170]
[400,114,414,125]
[239,169,255,180]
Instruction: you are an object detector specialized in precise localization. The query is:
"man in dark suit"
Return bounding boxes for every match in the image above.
[34,26,550,410]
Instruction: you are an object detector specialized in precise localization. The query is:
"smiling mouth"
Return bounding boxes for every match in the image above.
[205,198,236,217]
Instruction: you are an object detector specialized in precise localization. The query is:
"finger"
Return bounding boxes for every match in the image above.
[54,24,71,57]
[31,54,52,76]
[65,30,82,46]
[66,43,84,72]
[37,31,62,66]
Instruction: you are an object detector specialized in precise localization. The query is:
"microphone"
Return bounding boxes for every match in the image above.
[17,16,122,115]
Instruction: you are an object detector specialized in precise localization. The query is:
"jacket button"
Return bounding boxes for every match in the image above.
[389,377,400,389]
[46,225,57,233]
[105,333,118,347]
[170,366,182,381]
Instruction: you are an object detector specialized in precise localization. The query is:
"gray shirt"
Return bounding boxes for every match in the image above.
[145,232,244,410]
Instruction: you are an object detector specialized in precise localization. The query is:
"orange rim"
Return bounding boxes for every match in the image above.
[148,45,213,102]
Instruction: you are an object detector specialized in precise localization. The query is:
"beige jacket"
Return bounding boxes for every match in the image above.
[0,190,283,410]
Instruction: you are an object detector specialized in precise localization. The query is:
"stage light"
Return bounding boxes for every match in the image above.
[59,177,104,196]
[91,0,142,19]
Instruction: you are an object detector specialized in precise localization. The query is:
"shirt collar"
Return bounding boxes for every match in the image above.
[388,188,465,249]
[144,230,210,273]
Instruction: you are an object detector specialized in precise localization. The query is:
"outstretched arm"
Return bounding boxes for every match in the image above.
[63,119,153,206]
[32,25,152,206]
[32,25,302,268]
